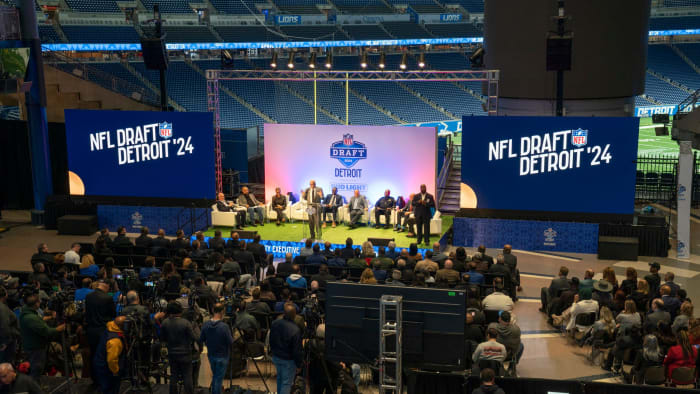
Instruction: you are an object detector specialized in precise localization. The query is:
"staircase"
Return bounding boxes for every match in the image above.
[121,60,185,111]
[277,82,345,124]
[438,141,461,214]
[671,44,700,76]
[348,86,405,123]
[397,81,458,119]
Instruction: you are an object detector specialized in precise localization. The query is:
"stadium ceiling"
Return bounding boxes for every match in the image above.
[41,29,697,52]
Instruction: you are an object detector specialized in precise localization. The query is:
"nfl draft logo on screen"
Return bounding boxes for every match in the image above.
[159,122,173,139]
[330,134,367,168]
[572,129,588,147]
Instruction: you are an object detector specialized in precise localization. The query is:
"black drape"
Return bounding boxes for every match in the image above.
[599,223,670,257]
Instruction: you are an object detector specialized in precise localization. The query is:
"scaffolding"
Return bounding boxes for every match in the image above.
[379,294,403,394]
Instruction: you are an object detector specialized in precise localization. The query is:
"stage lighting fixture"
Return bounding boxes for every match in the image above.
[418,52,425,68]
[469,47,484,68]
[270,52,278,68]
[309,52,317,69]
[360,52,368,69]
[287,52,295,69]
[325,51,333,68]
[378,53,386,69]
[221,50,234,69]
[399,53,407,70]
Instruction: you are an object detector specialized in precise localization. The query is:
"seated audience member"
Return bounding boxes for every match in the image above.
[616,299,641,329]
[63,243,81,265]
[397,259,414,284]
[656,321,677,354]
[591,306,616,344]
[259,280,277,302]
[465,311,485,344]
[541,266,570,313]
[472,328,507,375]
[502,244,520,291]
[79,254,99,278]
[482,278,514,313]
[237,186,265,226]
[548,277,579,319]
[190,240,206,259]
[662,272,680,297]
[206,263,226,283]
[372,260,387,282]
[31,243,55,267]
[371,247,394,271]
[305,244,327,265]
[414,251,438,274]
[360,268,377,284]
[472,368,505,394]
[467,262,485,285]
[286,265,307,289]
[326,249,346,268]
[610,290,627,316]
[246,288,272,315]
[271,187,288,226]
[579,269,595,291]
[112,226,132,248]
[472,252,488,274]
[322,187,343,228]
[552,288,599,331]
[603,323,643,372]
[340,238,355,260]
[374,189,395,229]
[663,330,697,385]
[135,227,153,249]
[631,279,650,315]
[300,239,314,257]
[171,229,190,251]
[0,362,43,394]
[233,241,255,274]
[74,278,94,301]
[321,242,334,259]
[347,248,367,269]
[435,259,460,288]
[488,255,513,297]
[225,232,240,251]
[385,270,405,286]
[645,262,662,297]
[310,264,335,288]
[406,244,421,268]
[431,242,448,267]
[194,232,208,249]
[139,256,160,280]
[620,267,638,296]
[29,263,51,291]
[601,267,619,293]
[672,301,693,334]
[385,241,399,261]
[688,318,700,345]
[627,334,663,384]
[592,279,614,309]
[678,289,690,304]
[660,285,681,320]
[361,241,376,260]
[151,229,171,254]
[274,289,294,313]
[488,311,523,364]
[277,253,294,277]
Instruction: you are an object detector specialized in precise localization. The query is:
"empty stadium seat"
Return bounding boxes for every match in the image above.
[381,21,432,38]
[279,25,347,40]
[209,0,261,14]
[38,24,61,43]
[64,0,121,12]
[141,0,193,13]
[649,15,700,30]
[341,24,391,40]
[332,0,393,14]
[62,25,141,43]
[425,23,482,38]
[647,44,700,91]
[215,25,280,42]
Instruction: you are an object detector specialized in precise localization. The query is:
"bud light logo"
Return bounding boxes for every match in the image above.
[159,122,173,139]
[330,134,367,168]
[679,184,687,201]
[276,15,301,25]
[572,128,587,147]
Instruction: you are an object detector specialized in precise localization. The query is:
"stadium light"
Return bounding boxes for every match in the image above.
[360,52,368,69]
[270,52,277,68]
[418,52,425,68]
[308,52,316,69]
[325,51,333,69]
[399,53,407,70]
[378,53,386,69]
[287,52,295,69]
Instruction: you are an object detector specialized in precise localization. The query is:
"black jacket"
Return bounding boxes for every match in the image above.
[134,234,153,249]
[548,276,570,299]
[247,242,267,264]
[270,317,302,366]
[160,316,196,361]
[411,193,435,219]
[112,234,133,248]
[152,237,171,250]
[277,262,294,277]
[233,250,255,272]
[172,238,191,251]
[85,289,116,330]
[472,384,505,394]
[1,372,43,394]
[340,247,355,261]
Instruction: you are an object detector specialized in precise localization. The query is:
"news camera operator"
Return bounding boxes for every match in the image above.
[93,316,127,394]
[120,291,150,321]
[306,324,341,394]
[157,301,198,394]
[19,294,66,381]
[85,281,116,383]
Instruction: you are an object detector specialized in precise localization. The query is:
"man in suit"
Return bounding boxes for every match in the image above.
[208,230,225,251]
[347,190,368,229]
[411,184,435,245]
[151,229,170,256]
[247,234,268,273]
[435,259,460,288]
[135,227,153,249]
[237,187,265,227]
[478,245,494,267]
[277,253,295,277]
[322,187,343,228]
[310,264,336,288]
[489,255,514,299]
[302,180,324,240]
[171,229,190,251]
[502,244,521,292]
[305,244,327,265]
[112,226,133,248]
[233,241,256,275]
[340,238,355,260]
[271,187,288,226]
[540,266,570,313]
[374,189,396,229]
[216,192,245,230]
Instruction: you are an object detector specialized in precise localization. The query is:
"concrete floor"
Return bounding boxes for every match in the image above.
[3,208,700,389]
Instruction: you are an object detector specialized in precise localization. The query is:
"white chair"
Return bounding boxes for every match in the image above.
[266,195,293,223]
[211,204,240,227]
[291,201,309,222]
[369,206,398,226]
[208,281,223,296]
[340,198,371,226]
[409,210,443,235]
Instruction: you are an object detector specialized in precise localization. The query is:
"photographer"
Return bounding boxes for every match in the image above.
[19,294,65,380]
[85,281,116,383]
[234,301,259,335]
[199,303,233,394]
[120,291,149,321]
[93,316,127,394]
[158,302,197,394]
[0,287,19,364]
[306,324,340,394]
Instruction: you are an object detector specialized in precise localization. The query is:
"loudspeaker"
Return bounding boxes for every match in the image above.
[368,237,394,247]
[637,215,667,226]
[652,113,670,124]
[655,126,669,136]
[141,37,168,70]
[546,35,573,71]
[237,230,258,239]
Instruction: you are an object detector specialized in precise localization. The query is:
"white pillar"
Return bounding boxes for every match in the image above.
[677,140,693,259]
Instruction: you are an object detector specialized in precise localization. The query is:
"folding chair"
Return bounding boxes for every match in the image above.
[670,367,696,387]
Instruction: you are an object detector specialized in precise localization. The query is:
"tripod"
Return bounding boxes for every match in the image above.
[123,323,154,393]
[49,328,78,394]
[225,322,270,393]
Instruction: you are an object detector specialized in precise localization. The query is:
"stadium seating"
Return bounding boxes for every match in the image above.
[149,26,218,43]
[279,25,347,41]
[648,16,700,30]
[660,0,700,6]
[350,81,448,122]
[62,25,141,43]
[332,0,393,14]
[141,0,194,13]
[38,24,62,43]
[273,0,326,14]
[643,73,690,104]
[647,44,700,91]
[425,23,482,37]
[215,26,280,42]
[452,0,484,13]
[381,21,432,38]
[209,0,261,14]
[341,24,391,40]
[404,81,484,116]
[64,0,121,12]
[409,4,445,13]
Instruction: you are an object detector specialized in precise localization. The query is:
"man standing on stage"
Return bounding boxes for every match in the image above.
[237,187,265,227]
[374,189,395,229]
[348,189,368,229]
[303,180,324,240]
[412,184,435,246]
[271,187,288,226]
[322,187,343,228]
[216,192,245,230]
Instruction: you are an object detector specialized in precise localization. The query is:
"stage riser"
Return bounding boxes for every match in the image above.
[98,205,210,235]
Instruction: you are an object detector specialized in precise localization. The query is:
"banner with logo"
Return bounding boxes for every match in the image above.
[677,140,692,259]
[440,14,462,22]
[64,109,215,199]
[98,205,211,236]
[461,116,639,215]
[275,15,301,25]
[453,217,599,253]
[264,124,436,204]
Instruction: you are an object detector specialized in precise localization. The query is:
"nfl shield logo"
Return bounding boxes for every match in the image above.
[572,128,588,147]
[343,134,353,145]
[159,122,173,139]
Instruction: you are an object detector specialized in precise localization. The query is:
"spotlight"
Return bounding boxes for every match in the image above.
[399,53,407,70]
[309,52,316,69]
[325,51,333,69]
[221,50,234,69]
[418,52,425,68]
[287,52,295,69]
[378,53,386,69]
[469,47,484,68]
[360,52,368,69]
[270,52,278,68]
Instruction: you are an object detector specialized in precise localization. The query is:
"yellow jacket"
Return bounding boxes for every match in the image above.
[105,320,124,375]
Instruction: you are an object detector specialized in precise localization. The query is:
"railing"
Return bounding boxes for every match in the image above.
[176,206,212,236]
[635,153,700,208]
[42,51,161,107]
[436,136,454,207]
[677,87,700,117]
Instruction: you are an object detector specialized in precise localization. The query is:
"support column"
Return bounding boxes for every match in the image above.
[677,140,692,259]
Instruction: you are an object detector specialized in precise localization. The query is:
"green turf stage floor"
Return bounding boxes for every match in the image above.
[204,215,453,248]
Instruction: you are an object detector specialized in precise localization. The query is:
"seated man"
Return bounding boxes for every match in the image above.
[236,187,265,227]
[395,194,414,233]
[540,266,570,314]
[488,311,523,366]
[482,278,514,313]
[215,192,246,230]
[347,190,368,229]
[270,187,288,226]
[374,189,395,229]
[322,187,343,228]
[472,328,507,376]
